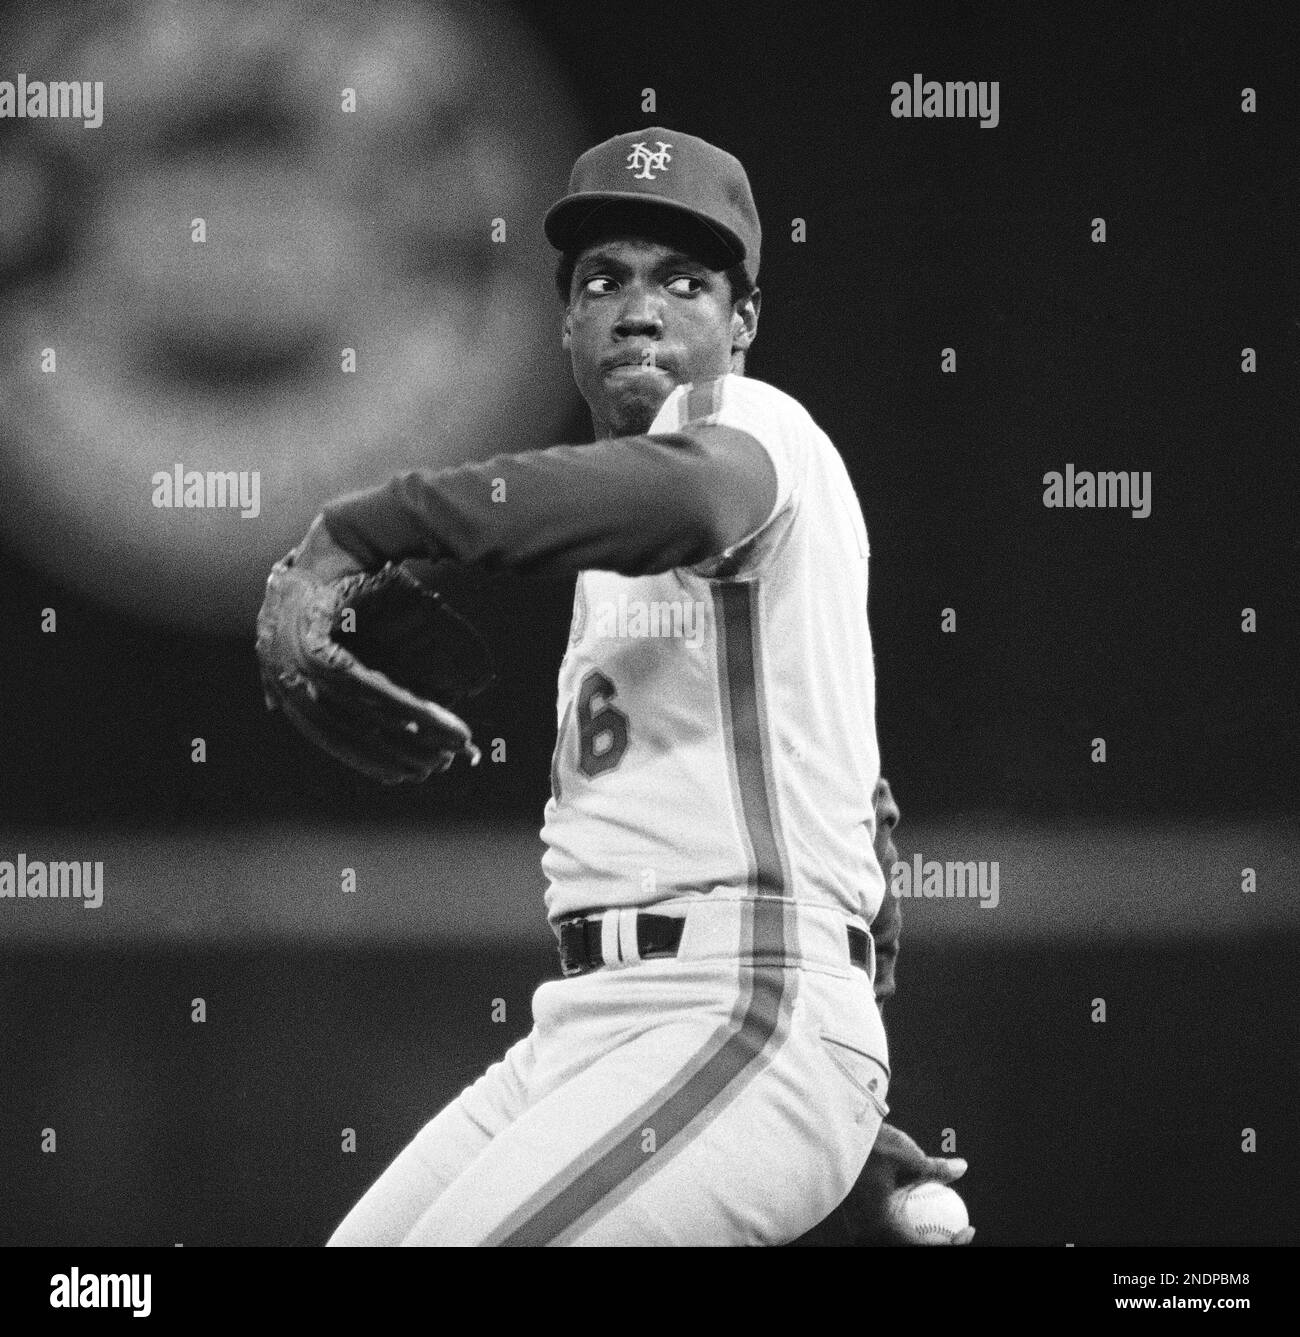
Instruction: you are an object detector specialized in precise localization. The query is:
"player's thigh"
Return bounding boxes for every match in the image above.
[568,987,888,1245]
[327,1029,538,1247]
[398,974,884,1246]
[398,1010,731,1245]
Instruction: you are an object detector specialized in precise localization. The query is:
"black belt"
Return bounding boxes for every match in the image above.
[558,912,871,977]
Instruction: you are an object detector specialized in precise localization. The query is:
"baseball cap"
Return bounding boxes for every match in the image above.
[544,128,761,284]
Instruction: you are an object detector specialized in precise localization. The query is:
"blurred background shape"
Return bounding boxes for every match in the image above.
[0,0,582,631]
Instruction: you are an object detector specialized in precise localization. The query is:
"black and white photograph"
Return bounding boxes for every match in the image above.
[0,0,1294,1302]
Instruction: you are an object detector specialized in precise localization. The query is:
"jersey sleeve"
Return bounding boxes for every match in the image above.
[320,420,778,578]
[662,375,811,581]
[670,375,804,527]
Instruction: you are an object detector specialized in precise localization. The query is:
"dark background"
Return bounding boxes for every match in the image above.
[1,0,1297,1248]
[2,0,1295,825]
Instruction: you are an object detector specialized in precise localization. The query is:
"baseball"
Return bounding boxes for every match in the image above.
[887,1181,970,1244]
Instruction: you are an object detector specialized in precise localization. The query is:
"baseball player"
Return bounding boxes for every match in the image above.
[262,128,971,1245]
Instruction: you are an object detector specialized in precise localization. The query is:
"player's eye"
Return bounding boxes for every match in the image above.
[582,275,617,296]
[666,275,703,296]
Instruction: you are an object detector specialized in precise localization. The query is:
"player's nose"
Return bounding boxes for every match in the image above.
[612,288,665,337]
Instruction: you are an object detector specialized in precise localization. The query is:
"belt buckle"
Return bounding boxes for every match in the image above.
[847,923,875,980]
[559,914,592,977]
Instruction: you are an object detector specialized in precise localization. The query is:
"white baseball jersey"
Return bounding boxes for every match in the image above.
[323,371,895,1247]
[541,374,884,926]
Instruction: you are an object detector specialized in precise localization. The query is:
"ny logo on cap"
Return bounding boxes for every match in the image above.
[626,140,672,180]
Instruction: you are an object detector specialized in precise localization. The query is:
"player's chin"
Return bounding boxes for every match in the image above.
[601,376,678,435]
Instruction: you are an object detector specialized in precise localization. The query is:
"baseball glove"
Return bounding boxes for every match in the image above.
[256,554,494,784]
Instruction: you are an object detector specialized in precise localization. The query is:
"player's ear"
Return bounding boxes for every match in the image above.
[562,304,573,352]
[731,287,760,354]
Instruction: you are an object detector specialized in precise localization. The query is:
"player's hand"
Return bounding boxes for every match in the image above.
[837,1123,975,1245]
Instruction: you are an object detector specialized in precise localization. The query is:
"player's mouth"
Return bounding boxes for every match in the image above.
[601,347,677,377]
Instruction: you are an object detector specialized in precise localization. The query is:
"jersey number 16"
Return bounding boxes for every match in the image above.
[552,669,629,799]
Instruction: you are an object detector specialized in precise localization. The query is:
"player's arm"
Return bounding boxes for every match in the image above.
[870,776,902,1011]
[291,424,780,582]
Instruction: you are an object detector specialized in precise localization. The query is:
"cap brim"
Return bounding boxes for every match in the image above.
[544,193,745,266]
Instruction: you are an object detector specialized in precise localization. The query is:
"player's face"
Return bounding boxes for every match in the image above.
[563,235,758,437]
